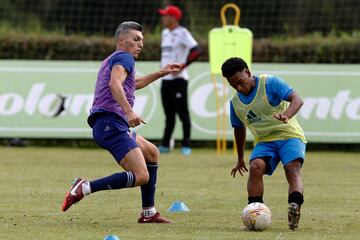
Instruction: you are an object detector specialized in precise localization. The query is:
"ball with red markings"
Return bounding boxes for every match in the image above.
[242,202,272,231]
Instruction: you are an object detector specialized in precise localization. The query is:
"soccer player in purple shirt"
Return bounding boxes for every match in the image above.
[61,21,182,223]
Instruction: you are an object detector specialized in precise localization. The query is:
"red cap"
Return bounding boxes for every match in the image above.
[158,5,182,20]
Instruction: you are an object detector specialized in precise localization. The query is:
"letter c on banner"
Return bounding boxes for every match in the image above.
[190,83,229,118]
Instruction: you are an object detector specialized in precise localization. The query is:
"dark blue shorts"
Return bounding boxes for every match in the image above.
[90,112,138,162]
[250,138,306,176]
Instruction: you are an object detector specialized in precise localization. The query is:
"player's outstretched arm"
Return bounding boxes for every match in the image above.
[273,91,303,124]
[231,127,248,177]
[109,65,145,127]
[135,63,182,90]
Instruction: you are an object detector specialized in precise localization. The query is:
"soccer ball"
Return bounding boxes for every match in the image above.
[242,202,272,231]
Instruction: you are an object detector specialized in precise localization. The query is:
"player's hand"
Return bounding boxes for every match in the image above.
[127,110,146,127]
[231,160,248,177]
[273,113,289,123]
[161,63,182,76]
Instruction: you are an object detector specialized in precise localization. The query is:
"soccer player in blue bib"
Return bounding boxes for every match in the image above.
[61,21,182,223]
[221,57,307,230]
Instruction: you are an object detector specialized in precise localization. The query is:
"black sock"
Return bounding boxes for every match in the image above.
[141,163,158,208]
[90,172,136,193]
[288,191,304,206]
[248,196,263,204]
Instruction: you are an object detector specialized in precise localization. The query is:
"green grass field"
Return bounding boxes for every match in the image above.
[1,146,359,240]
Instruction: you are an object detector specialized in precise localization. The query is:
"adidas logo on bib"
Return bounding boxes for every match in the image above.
[246,110,262,124]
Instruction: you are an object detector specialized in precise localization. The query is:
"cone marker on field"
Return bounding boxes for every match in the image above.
[167,201,190,212]
[104,235,120,240]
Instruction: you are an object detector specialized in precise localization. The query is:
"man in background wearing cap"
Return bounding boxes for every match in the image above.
[158,5,201,156]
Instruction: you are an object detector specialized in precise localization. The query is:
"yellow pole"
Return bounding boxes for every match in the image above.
[215,3,241,154]
[211,74,221,154]
[221,78,227,153]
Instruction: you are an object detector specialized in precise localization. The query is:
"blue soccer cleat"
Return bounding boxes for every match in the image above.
[181,147,192,156]
[158,145,170,153]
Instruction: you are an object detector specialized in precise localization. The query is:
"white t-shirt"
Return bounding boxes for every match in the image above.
[160,26,198,80]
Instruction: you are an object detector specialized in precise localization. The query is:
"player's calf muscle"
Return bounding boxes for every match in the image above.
[145,145,160,163]
[134,171,149,186]
[138,139,160,163]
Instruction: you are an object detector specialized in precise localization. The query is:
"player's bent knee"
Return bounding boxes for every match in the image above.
[250,160,266,176]
[285,159,302,171]
[284,163,301,178]
[285,167,300,176]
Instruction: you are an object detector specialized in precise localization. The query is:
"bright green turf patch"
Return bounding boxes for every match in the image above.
[0,147,359,239]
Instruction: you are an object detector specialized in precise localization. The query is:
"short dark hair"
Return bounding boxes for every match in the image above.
[115,21,143,40]
[221,57,249,78]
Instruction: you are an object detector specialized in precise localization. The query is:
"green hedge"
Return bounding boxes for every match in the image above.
[1,33,359,63]
[253,34,360,63]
